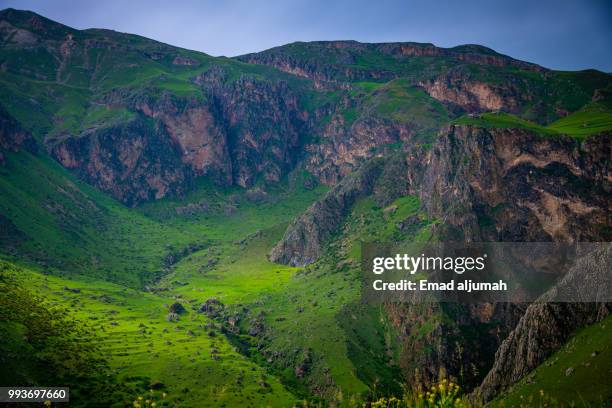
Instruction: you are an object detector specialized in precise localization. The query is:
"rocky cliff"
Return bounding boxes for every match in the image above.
[272,126,611,263]
[50,71,309,205]
[411,126,611,242]
[51,115,192,206]
[269,157,386,265]
[476,245,611,402]
[270,125,611,393]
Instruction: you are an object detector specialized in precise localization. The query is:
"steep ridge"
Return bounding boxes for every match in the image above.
[269,158,386,266]
[238,41,543,83]
[478,297,609,401]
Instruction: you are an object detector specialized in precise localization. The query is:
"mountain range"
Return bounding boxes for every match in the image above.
[0,8,610,407]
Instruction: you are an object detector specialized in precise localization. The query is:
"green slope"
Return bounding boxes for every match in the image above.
[491,315,612,407]
[0,8,315,147]
[0,150,202,287]
[153,163,437,403]
[453,108,612,139]
[1,152,329,405]
[4,261,299,407]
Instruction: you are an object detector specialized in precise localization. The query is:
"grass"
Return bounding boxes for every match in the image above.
[1,149,330,405]
[4,262,298,407]
[547,105,612,137]
[140,184,434,403]
[453,109,612,139]
[452,112,557,135]
[0,150,202,287]
[345,79,450,141]
[491,315,612,407]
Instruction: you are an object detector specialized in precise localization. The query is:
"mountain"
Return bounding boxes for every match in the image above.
[2,8,610,205]
[0,8,611,407]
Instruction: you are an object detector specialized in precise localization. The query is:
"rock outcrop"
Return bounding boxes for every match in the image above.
[418,73,520,114]
[476,245,611,401]
[410,126,611,242]
[52,115,192,206]
[269,158,386,266]
[0,106,36,164]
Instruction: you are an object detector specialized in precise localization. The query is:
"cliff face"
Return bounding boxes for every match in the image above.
[133,93,233,185]
[42,60,313,205]
[202,74,306,187]
[304,114,417,185]
[270,125,611,392]
[51,116,192,206]
[403,126,610,392]
[272,126,611,264]
[411,126,611,243]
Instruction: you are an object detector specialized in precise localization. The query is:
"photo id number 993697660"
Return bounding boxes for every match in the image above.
[0,387,69,403]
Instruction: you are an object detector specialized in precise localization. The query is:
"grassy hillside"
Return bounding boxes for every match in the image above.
[453,108,612,139]
[150,165,438,402]
[0,150,202,287]
[0,9,315,146]
[3,261,299,407]
[1,151,329,405]
[491,315,612,407]
[0,262,135,406]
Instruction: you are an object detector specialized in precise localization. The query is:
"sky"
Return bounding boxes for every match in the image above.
[2,0,611,71]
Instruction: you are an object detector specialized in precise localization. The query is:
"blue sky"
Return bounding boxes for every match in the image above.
[3,0,611,71]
